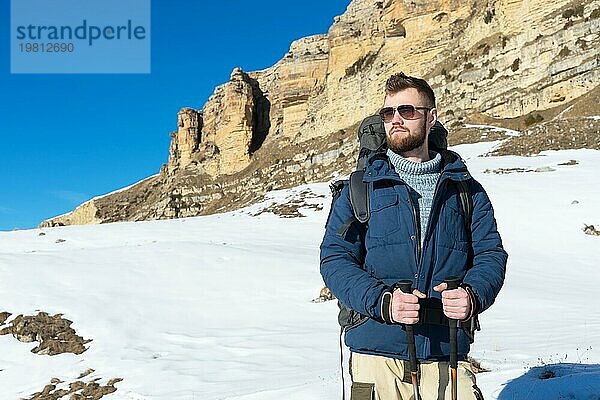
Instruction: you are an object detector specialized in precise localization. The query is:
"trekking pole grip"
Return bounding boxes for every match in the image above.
[396,280,418,374]
[397,280,413,294]
[444,276,461,291]
[444,276,461,369]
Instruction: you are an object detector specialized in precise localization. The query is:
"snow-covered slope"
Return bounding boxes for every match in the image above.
[1,140,599,399]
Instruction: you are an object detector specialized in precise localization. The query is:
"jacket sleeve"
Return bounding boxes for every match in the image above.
[320,185,393,323]
[462,179,508,314]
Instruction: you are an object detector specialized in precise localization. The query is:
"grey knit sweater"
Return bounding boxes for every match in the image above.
[386,149,442,246]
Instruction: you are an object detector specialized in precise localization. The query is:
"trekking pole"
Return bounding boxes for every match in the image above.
[397,280,421,400]
[444,276,461,400]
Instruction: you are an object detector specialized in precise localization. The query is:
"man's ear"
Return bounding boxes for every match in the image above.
[429,108,438,127]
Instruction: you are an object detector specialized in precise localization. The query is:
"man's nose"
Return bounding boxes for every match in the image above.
[391,109,404,124]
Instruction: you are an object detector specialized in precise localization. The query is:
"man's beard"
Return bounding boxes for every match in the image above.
[386,124,427,154]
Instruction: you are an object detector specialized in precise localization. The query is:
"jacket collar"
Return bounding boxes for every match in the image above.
[362,149,471,183]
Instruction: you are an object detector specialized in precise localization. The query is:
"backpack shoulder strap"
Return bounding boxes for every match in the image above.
[455,179,473,239]
[454,178,481,342]
[349,170,370,224]
[346,171,472,232]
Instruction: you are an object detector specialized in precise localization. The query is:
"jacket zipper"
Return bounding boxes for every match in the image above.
[423,177,446,244]
[407,193,421,266]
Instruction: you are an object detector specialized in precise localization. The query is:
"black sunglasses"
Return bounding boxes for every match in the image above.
[379,105,431,122]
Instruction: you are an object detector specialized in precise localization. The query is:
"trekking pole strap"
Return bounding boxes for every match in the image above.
[339,327,345,400]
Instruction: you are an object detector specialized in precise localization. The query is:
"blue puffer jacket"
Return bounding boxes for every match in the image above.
[320,150,507,361]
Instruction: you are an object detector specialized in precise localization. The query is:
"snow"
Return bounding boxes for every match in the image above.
[1,139,599,399]
[556,105,574,119]
[464,124,521,137]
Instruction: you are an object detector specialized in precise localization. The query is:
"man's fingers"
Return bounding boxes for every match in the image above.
[441,288,467,299]
[398,303,420,312]
[392,308,420,324]
[394,291,419,303]
[442,297,467,307]
[392,299,420,312]
[444,306,468,313]
[443,297,471,320]
[400,317,419,325]
[400,310,419,318]
[393,288,426,299]
[391,287,424,324]
[444,307,469,319]
[433,283,447,292]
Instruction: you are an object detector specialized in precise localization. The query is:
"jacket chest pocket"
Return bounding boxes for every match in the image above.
[367,193,401,238]
[438,204,469,248]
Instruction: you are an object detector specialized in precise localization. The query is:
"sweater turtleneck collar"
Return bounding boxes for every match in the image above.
[386,149,442,175]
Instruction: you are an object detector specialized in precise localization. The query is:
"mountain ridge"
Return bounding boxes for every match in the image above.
[41,0,600,227]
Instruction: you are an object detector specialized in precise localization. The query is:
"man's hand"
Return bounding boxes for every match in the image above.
[391,288,426,324]
[433,283,471,320]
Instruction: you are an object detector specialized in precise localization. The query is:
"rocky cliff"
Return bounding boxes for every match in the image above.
[41,0,600,227]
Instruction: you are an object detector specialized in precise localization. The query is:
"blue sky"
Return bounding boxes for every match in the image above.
[0,0,350,231]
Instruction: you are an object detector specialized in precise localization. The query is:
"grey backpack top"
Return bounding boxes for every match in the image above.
[356,115,449,170]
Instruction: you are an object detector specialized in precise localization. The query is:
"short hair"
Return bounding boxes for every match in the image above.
[385,72,436,108]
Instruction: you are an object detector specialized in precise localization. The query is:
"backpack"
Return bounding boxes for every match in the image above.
[355,115,448,171]
[325,115,477,337]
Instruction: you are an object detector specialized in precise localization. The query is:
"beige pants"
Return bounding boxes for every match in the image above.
[350,352,484,400]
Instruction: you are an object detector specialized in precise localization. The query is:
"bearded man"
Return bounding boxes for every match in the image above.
[320,72,507,400]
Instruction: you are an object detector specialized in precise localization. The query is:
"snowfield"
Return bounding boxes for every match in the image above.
[1,140,599,399]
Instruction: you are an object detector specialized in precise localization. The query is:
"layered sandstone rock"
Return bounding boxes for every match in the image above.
[167,107,201,173]
[250,34,330,142]
[41,0,600,227]
[201,68,255,175]
[41,201,102,227]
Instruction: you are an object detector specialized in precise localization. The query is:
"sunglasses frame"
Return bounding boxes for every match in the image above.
[379,105,432,122]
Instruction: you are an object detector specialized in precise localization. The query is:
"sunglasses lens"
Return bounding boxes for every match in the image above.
[398,105,417,119]
[379,107,395,122]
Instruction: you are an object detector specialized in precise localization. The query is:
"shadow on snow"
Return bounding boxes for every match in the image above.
[498,363,600,400]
